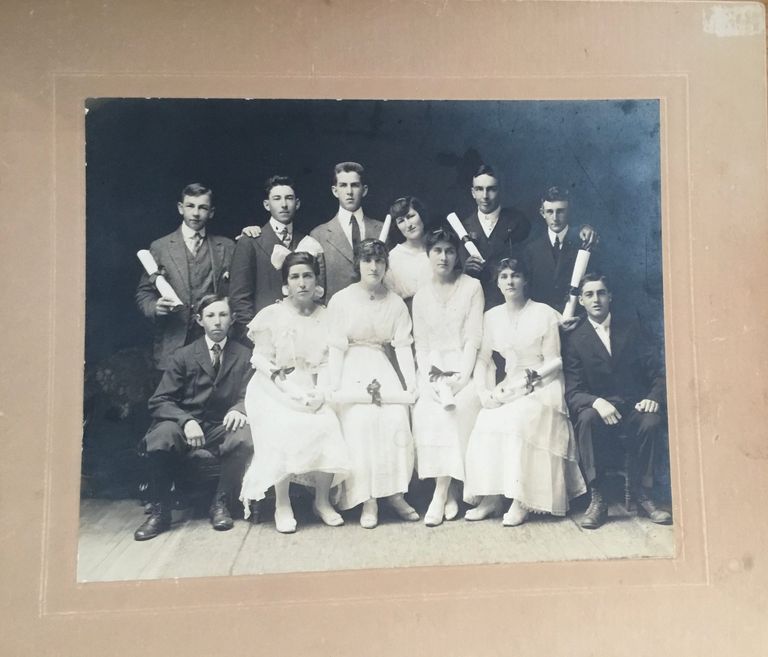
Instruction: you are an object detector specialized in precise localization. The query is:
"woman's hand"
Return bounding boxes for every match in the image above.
[446,373,469,395]
[479,389,501,410]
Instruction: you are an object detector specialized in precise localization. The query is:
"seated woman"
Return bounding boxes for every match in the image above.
[383,196,432,303]
[412,228,484,526]
[239,252,350,534]
[327,238,420,529]
[464,258,586,526]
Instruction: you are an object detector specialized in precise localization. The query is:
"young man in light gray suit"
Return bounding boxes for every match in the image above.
[136,183,234,371]
[310,161,383,300]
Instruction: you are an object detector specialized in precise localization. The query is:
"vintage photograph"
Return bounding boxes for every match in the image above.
[79,98,673,581]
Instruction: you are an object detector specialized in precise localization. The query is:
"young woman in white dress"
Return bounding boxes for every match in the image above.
[411,228,484,526]
[383,196,432,302]
[464,257,586,526]
[239,252,350,534]
[327,239,420,529]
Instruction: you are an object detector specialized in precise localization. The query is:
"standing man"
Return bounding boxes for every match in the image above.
[229,175,307,340]
[134,294,254,541]
[523,186,599,313]
[563,273,671,529]
[136,183,234,371]
[310,161,383,300]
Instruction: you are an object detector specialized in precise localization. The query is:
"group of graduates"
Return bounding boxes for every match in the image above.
[132,161,671,542]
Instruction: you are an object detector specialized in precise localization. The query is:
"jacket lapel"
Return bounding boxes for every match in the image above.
[167,228,191,296]
[581,320,612,362]
[208,235,226,293]
[216,339,239,382]
[324,216,354,264]
[609,318,630,364]
[195,338,216,380]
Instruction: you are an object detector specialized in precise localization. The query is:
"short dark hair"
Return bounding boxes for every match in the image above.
[424,227,462,267]
[388,196,428,223]
[578,271,611,294]
[281,251,320,285]
[333,161,365,186]
[195,293,229,316]
[472,164,498,181]
[492,257,531,299]
[353,238,389,278]
[540,186,570,204]
[264,175,296,198]
[180,183,213,204]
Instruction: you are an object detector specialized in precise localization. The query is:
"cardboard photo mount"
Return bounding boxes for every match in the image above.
[2,1,767,655]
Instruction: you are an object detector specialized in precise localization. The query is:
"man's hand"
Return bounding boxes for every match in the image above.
[593,398,622,425]
[463,255,485,277]
[154,296,181,316]
[635,399,659,414]
[239,225,262,239]
[222,410,248,431]
[183,419,205,448]
[559,316,581,332]
[578,224,599,249]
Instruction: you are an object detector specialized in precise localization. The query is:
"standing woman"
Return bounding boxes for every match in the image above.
[384,196,432,303]
[463,258,586,525]
[328,239,420,528]
[411,229,484,526]
[239,252,350,534]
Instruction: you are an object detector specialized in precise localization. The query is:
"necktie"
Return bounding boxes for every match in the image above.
[553,236,561,262]
[279,226,291,247]
[350,215,361,253]
[191,232,203,255]
[211,342,222,374]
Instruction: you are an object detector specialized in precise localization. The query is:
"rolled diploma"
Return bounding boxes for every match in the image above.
[446,213,485,262]
[328,388,415,405]
[275,376,312,405]
[496,359,562,402]
[137,250,183,308]
[378,214,392,244]
[429,350,457,410]
[562,249,592,320]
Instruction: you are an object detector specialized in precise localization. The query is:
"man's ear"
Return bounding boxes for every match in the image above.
[177,201,184,216]
[209,206,215,219]
[195,314,203,328]
[263,199,271,212]
[539,204,546,220]
[331,184,339,200]
[295,198,301,211]
[361,184,369,198]
[578,294,586,309]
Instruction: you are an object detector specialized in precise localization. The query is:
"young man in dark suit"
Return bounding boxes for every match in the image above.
[134,294,254,541]
[563,273,671,529]
[136,183,234,371]
[310,161,383,300]
[523,186,599,314]
[228,175,307,340]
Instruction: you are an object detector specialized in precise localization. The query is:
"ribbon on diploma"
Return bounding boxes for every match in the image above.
[562,247,592,320]
[137,250,184,309]
[366,379,382,406]
[446,213,485,262]
[494,360,561,403]
[427,365,458,382]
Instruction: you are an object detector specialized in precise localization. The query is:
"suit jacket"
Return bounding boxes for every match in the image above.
[147,337,253,427]
[136,227,234,370]
[523,230,598,312]
[563,315,666,417]
[228,222,307,337]
[310,214,383,300]
[459,207,531,308]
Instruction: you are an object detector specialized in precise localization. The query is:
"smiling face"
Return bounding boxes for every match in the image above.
[332,170,367,213]
[470,173,501,214]
[285,263,317,302]
[540,200,570,234]
[579,280,612,323]
[395,207,425,242]
[428,240,458,278]
[264,184,299,225]
[497,267,527,302]
[177,193,214,232]
[196,299,232,342]
[358,256,387,286]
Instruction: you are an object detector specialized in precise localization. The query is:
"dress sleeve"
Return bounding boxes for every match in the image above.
[326,293,349,352]
[477,310,495,364]
[540,306,563,361]
[390,295,414,348]
[246,305,277,360]
[411,290,429,351]
[463,277,485,350]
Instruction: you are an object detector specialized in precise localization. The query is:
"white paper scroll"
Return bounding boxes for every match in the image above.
[446,212,485,262]
[428,351,457,410]
[328,388,416,405]
[494,359,562,403]
[137,250,183,309]
[562,249,592,320]
[378,214,392,244]
[270,235,325,270]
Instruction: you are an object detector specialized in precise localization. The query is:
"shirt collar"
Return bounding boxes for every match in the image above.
[204,335,227,351]
[548,226,569,246]
[269,218,293,236]
[588,312,611,332]
[478,207,501,223]
[181,222,206,240]
[338,207,362,224]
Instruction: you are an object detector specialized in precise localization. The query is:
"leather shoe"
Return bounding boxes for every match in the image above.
[580,487,607,530]
[209,493,234,531]
[636,495,672,525]
[134,503,171,541]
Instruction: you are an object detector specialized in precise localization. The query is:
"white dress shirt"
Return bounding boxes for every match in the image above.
[548,225,569,248]
[181,223,206,253]
[204,336,227,367]
[269,218,293,245]
[477,207,501,238]
[588,313,612,356]
[337,207,365,246]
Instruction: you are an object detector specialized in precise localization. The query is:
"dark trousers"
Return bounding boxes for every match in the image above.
[573,406,663,490]
[143,420,253,502]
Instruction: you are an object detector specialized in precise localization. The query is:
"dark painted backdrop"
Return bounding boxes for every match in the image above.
[85,98,662,366]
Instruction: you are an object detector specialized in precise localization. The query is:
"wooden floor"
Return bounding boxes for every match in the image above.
[77,494,675,582]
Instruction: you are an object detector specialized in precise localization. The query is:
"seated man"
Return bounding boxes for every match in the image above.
[563,272,671,529]
[134,294,254,541]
